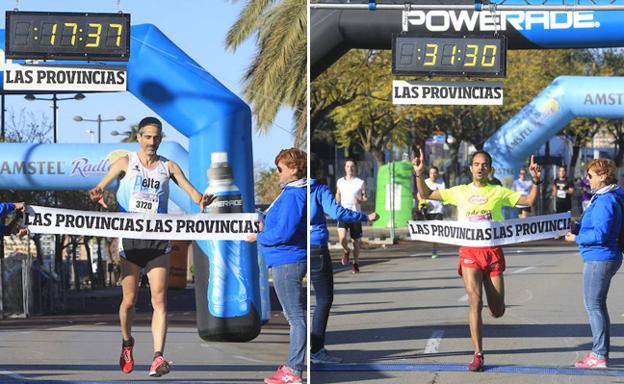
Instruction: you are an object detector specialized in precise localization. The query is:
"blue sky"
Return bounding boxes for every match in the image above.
[0,0,297,168]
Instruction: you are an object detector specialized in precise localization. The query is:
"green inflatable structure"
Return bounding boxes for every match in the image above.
[373,161,414,228]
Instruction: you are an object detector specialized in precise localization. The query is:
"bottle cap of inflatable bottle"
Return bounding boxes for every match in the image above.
[208,151,233,181]
[211,152,228,165]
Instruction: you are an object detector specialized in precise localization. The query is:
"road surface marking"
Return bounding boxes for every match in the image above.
[512,266,536,274]
[423,330,444,354]
[0,369,29,381]
[233,355,266,363]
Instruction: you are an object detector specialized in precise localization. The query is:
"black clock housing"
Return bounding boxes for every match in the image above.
[5,11,131,61]
[392,35,506,78]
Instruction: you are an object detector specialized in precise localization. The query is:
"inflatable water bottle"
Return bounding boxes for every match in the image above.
[194,152,261,341]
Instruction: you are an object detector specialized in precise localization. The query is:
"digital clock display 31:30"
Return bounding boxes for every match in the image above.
[392,35,506,78]
[5,11,131,61]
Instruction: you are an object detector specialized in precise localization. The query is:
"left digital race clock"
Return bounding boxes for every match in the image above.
[5,11,131,61]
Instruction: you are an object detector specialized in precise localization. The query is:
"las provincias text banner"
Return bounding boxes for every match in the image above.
[408,212,571,247]
[23,205,259,241]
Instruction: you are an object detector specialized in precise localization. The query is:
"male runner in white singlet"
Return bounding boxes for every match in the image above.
[90,117,215,377]
[336,159,367,273]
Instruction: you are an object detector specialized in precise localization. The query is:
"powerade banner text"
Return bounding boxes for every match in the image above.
[408,213,570,247]
[401,7,624,49]
[24,206,259,240]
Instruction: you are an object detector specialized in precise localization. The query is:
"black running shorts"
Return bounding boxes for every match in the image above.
[337,222,363,239]
[120,239,171,268]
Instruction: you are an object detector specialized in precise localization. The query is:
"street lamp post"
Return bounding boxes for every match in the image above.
[25,93,85,143]
[24,92,84,301]
[73,114,125,287]
[74,114,125,144]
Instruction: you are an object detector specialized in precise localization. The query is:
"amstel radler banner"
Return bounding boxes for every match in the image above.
[408,212,571,247]
[23,205,259,241]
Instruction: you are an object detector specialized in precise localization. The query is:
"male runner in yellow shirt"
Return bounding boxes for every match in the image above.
[413,149,542,371]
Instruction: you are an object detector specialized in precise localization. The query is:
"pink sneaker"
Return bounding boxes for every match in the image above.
[575,352,607,368]
[149,355,171,377]
[264,365,302,384]
[468,352,484,372]
[341,250,350,265]
[119,339,134,374]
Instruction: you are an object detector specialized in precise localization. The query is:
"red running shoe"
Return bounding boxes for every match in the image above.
[468,352,484,372]
[575,352,607,368]
[264,365,302,384]
[351,263,360,274]
[119,337,134,374]
[149,355,171,377]
[341,249,350,265]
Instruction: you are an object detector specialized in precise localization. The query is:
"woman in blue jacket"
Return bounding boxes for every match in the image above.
[309,154,378,364]
[246,148,307,384]
[565,158,624,369]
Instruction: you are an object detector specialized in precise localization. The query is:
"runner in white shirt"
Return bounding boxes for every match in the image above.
[416,166,445,258]
[336,159,367,273]
[89,117,215,377]
[511,168,533,218]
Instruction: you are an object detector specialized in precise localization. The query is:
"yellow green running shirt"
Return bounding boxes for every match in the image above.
[439,183,521,222]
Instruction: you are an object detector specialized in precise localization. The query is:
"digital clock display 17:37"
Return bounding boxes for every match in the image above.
[5,11,131,61]
[392,35,506,78]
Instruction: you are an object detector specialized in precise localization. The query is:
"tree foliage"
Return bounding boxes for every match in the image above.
[312,46,624,184]
[254,166,281,204]
[226,0,307,147]
[115,123,140,143]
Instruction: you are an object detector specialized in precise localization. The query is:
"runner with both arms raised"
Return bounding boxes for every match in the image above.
[413,148,542,371]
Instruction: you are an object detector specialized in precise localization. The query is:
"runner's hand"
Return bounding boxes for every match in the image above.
[528,155,542,181]
[411,146,425,176]
[89,187,108,208]
[14,202,26,212]
[245,233,257,243]
[368,212,380,222]
[15,228,29,237]
[564,232,576,242]
[200,194,217,211]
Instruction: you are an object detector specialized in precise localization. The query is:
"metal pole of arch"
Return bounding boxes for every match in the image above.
[390,160,396,244]
[1,94,5,140]
[53,94,58,144]
[0,94,4,319]
[309,2,624,11]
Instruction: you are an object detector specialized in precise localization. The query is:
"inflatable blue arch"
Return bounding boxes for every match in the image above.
[0,24,261,341]
[485,76,624,186]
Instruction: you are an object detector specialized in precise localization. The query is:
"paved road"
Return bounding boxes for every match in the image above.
[0,287,295,383]
[311,240,624,383]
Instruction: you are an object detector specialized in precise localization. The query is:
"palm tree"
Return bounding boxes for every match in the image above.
[113,124,167,143]
[226,0,307,147]
[114,124,140,143]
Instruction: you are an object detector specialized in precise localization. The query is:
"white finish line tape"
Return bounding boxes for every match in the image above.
[23,205,259,241]
[408,212,571,247]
